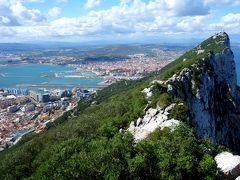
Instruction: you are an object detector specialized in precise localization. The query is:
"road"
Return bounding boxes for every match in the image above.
[1,75,100,79]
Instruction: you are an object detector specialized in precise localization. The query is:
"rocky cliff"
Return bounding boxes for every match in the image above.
[128,32,240,153]
[165,32,240,153]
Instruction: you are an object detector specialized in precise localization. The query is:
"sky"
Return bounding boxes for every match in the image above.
[0,0,240,43]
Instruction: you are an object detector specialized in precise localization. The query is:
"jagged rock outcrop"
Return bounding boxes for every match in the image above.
[166,32,240,153]
[215,152,240,179]
[142,86,153,98]
[128,104,180,142]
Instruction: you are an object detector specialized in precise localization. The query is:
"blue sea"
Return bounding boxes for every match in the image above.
[0,63,103,89]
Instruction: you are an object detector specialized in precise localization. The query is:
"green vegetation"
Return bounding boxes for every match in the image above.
[158,34,227,81]
[150,82,170,108]
[169,103,190,125]
[137,125,219,180]
[0,77,224,180]
[0,34,228,179]
[0,79,149,179]
[157,93,172,108]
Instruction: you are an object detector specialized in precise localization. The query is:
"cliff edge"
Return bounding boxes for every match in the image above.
[160,32,240,153]
[129,32,240,153]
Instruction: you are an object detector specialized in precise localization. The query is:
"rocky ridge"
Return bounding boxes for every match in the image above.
[128,32,240,179]
[128,104,180,142]
[130,32,240,152]
[165,32,240,153]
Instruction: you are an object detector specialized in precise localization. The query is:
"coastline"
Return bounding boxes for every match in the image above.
[0,62,106,89]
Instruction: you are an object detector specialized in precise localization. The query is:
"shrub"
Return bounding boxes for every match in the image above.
[169,103,190,125]
[157,93,172,108]
[198,154,217,180]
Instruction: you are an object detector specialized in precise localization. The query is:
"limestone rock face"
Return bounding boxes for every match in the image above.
[166,32,240,153]
[142,86,153,98]
[215,152,240,179]
[128,104,180,142]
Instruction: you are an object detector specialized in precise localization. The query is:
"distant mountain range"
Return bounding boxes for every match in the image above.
[1,33,239,50]
[0,43,190,59]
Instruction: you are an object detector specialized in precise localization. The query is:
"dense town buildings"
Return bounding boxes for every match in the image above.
[0,88,93,151]
[0,48,183,151]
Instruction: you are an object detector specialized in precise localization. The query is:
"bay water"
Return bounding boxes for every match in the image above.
[0,63,102,88]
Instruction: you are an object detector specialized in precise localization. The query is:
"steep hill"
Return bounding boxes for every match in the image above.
[165,32,240,153]
[0,32,239,179]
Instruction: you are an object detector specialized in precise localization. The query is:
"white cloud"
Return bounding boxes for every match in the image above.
[221,13,240,23]
[48,7,61,17]
[0,0,240,42]
[44,0,209,39]
[84,0,101,9]
[0,16,11,25]
[176,16,207,31]
[0,2,21,26]
[204,0,240,6]
[209,13,240,34]
[10,1,46,23]
[165,0,209,16]
[0,0,210,41]
[0,0,46,26]
[120,0,132,6]
[0,26,16,38]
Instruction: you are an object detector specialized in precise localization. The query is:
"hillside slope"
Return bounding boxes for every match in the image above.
[0,32,238,179]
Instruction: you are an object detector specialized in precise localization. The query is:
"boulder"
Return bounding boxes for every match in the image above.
[142,86,153,98]
[159,119,180,131]
[215,152,240,179]
[164,103,176,112]
[136,118,143,126]
[128,105,180,142]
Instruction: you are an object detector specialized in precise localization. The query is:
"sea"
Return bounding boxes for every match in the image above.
[0,63,103,90]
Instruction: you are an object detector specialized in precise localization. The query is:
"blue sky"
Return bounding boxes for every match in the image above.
[0,0,240,43]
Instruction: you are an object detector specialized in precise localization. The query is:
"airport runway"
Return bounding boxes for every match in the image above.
[16,83,108,89]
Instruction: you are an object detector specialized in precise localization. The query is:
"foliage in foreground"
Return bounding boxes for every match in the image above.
[0,124,220,180]
[0,77,222,179]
